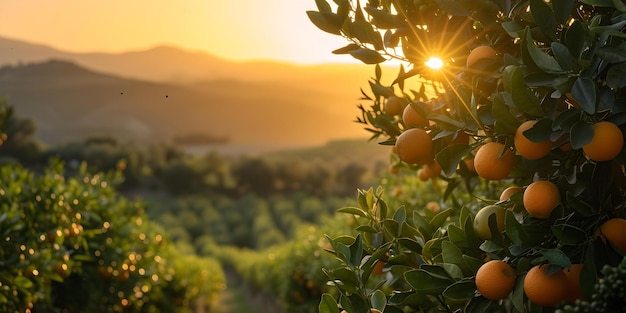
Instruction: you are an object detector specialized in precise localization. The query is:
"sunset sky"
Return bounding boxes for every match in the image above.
[0,0,354,64]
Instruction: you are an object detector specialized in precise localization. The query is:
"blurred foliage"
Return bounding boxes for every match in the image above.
[0,159,224,312]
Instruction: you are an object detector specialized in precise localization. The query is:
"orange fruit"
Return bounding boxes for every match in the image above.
[500,186,523,210]
[563,264,585,302]
[514,120,552,160]
[475,260,516,300]
[523,265,569,307]
[466,46,498,69]
[500,186,523,202]
[523,180,560,219]
[389,165,399,174]
[384,96,405,116]
[463,158,475,172]
[598,218,626,254]
[402,103,429,128]
[426,201,440,213]
[473,205,506,240]
[422,160,441,178]
[583,121,624,162]
[372,260,385,275]
[473,142,515,180]
[417,168,430,181]
[395,128,434,165]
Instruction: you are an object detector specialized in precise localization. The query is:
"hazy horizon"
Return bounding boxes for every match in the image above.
[0,1,358,65]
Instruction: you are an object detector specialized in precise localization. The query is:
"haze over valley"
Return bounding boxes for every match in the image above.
[0,36,384,154]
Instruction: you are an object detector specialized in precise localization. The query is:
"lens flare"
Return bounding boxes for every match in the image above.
[425,56,444,70]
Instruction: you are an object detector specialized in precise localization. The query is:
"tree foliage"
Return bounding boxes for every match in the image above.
[309,0,626,312]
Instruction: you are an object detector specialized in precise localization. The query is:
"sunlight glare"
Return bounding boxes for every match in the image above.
[425,57,444,70]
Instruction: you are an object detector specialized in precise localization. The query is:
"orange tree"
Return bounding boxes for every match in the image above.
[308,0,626,312]
[0,158,225,312]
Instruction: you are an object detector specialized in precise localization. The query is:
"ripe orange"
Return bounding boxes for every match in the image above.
[583,121,624,162]
[500,186,523,202]
[426,201,440,213]
[422,160,441,178]
[598,218,626,254]
[417,168,430,181]
[473,205,506,240]
[384,96,405,116]
[395,128,434,165]
[372,260,385,275]
[473,142,515,180]
[402,103,429,128]
[462,157,475,172]
[466,46,498,69]
[514,120,552,160]
[475,260,516,300]
[524,265,569,307]
[563,264,585,302]
[500,186,523,210]
[523,180,560,219]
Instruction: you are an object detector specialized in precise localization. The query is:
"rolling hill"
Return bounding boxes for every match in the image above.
[0,36,409,154]
[0,59,371,153]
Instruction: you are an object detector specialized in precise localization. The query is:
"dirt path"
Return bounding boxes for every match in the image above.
[210,268,282,313]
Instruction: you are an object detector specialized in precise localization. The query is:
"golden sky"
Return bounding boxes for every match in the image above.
[0,0,355,64]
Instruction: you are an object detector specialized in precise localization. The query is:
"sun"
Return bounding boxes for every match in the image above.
[425,56,444,70]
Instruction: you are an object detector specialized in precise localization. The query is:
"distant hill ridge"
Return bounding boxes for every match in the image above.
[0,58,370,153]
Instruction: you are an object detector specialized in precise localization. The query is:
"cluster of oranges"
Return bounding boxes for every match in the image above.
[386,44,626,308]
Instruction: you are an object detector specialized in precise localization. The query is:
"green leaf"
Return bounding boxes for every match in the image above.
[442,241,471,275]
[364,7,398,29]
[502,65,545,117]
[404,269,453,295]
[319,294,338,313]
[443,280,476,300]
[595,45,626,63]
[465,296,493,313]
[436,144,474,177]
[551,42,576,71]
[525,29,563,73]
[581,246,597,299]
[504,210,527,246]
[551,224,586,245]
[553,0,576,24]
[502,21,524,38]
[570,121,594,149]
[338,206,369,217]
[566,191,597,217]
[332,43,360,54]
[428,114,466,130]
[540,249,572,268]
[564,20,586,58]
[448,225,469,249]
[523,118,552,142]
[530,0,557,39]
[348,234,364,267]
[511,273,526,312]
[307,11,343,35]
[493,92,522,134]
[349,48,386,64]
[607,62,626,89]
[571,77,596,114]
[315,0,332,12]
[371,290,387,311]
[14,276,34,290]
[393,206,406,224]
[430,209,454,231]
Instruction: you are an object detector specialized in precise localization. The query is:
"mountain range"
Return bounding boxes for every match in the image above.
[0,36,390,154]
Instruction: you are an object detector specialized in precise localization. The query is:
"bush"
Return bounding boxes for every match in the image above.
[0,160,224,312]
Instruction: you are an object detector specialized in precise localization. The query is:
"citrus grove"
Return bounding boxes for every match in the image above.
[308,0,626,312]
